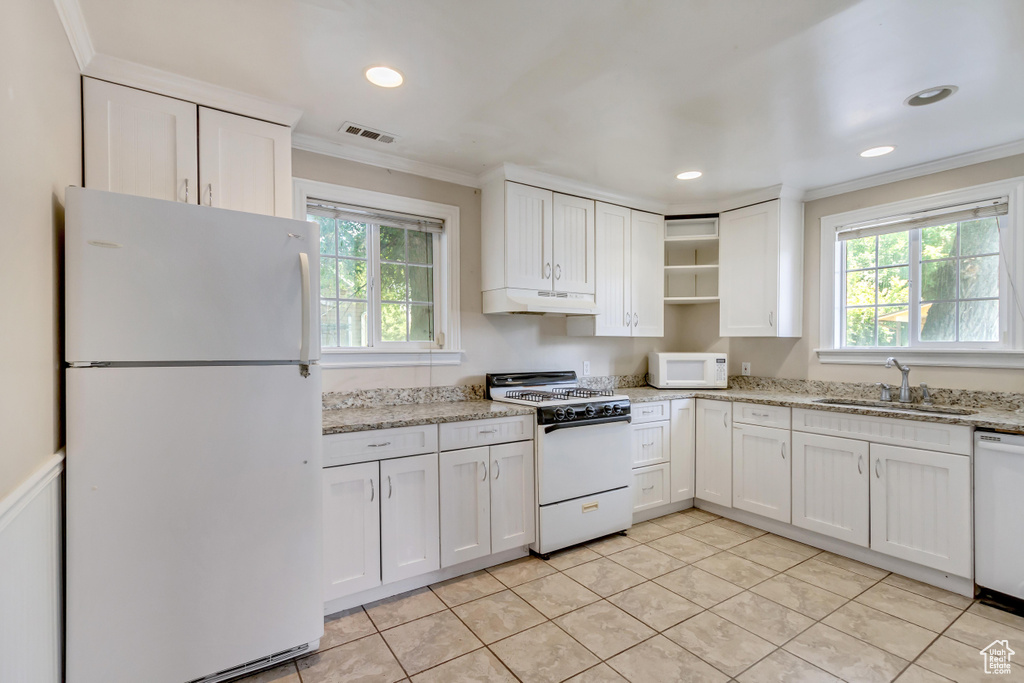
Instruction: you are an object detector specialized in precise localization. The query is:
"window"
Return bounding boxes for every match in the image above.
[818,178,1024,367]
[294,179,462,368]
[311,208,440,349]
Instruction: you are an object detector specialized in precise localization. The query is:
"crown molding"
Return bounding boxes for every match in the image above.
[83,54,302,126]
[803,138,1024,203]
[480,162,669,215]
[52,0,94,71]
[292,133,481,188]
[666,183,804,216]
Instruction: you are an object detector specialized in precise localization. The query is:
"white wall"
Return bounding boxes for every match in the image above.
[0,0,81,500]
[293,149,688,393]
[683,153,1024,392]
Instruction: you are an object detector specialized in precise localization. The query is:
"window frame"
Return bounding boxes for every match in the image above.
[817,176,1024,368]
[294,178,462,368]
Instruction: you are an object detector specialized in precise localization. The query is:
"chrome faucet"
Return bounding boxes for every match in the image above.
[885,357,912,403]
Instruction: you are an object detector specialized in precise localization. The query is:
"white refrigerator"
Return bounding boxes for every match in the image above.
[65,188,323,683]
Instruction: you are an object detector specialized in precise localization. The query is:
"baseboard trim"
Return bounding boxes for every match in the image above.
[0,450,64,535]
[323,547,528,616]
[696,500,975,597]
[632,499,693,524]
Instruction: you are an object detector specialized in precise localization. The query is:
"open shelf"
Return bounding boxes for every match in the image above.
[665,296,720,305]
[665,217,719,303]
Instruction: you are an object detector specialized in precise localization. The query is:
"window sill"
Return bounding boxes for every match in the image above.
[815,347,1024,369]
[320,349,464,369]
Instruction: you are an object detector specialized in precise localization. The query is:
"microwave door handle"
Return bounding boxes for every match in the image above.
[544,415,632,434]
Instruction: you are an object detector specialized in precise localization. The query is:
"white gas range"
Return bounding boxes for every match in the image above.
[487,371,633,557]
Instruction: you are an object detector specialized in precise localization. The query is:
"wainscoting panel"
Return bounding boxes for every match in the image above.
[0,453,64,683]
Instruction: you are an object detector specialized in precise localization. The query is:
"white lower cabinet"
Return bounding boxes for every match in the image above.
[670,399,695,502]
[381,453,440,584]
[732,423,791,523]
[632,463,670,512]
[869,443,972,577]
[791,432,869,547]
[323,461,381,602]
[695,399,732,507]
[440,440,535,568]
[631,421,669,468]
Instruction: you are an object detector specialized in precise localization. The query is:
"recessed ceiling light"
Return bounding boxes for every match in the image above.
[365,66,404,88]
[676,171,702,180]
[905,85,957,107]
[860,146,895,158]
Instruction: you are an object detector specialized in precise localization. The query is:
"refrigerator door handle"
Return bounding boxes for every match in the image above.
[299,253,311,377]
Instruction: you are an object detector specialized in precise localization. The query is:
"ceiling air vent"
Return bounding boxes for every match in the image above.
[339,121,399,145]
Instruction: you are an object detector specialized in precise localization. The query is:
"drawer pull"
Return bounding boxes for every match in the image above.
[643,442,655,447]
[477,429,498,434]
[642,485,655,492]
[642,409,655,415]
[752,411,770,418]
[368,441,392,448]
[582,501,599,513]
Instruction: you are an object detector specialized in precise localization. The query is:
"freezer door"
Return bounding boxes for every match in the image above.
[66,365,322,683]
[65,187,319,363]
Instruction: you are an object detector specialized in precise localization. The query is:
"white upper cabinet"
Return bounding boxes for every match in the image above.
[552,193,596,294]
[84,78,198,204]
[630,210,665,337]
[567,204,664,337]
[504,182,553,290]
[719,198,803,337]
[198,107,292,217]
[695,399,732,507]
[84,78,291,217]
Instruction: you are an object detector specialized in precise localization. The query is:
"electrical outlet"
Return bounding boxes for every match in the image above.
[741,362,751,376]
[583,361,591,376]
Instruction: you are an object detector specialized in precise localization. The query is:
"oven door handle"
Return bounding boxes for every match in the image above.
[543,415,632,434]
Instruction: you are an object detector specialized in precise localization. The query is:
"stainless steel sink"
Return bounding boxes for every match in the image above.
[812,398,976,416]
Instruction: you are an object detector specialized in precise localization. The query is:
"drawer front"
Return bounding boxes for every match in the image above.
[323,425,439,467]
[535,486,632,555]
[439,415,534,451]
[733,402,791,429]
[632,463,670,513]
[631,421,669,468]
[792,408,972,456]
[632,401,670,424]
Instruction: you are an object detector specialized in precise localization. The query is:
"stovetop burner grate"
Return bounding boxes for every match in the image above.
[555,388,613,399]
[504,390,561,402]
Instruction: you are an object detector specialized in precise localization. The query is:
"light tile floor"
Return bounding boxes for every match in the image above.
[240,510,1024,682]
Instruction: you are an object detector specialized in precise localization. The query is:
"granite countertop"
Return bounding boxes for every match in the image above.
[322,400,535,436]
[620,387,1024,434]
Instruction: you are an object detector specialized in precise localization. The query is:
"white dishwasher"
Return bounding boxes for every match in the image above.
[975,431,1024,602]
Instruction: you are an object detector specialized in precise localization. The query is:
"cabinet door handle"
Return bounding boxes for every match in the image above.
[781,442,786,460]
[493,460,500,480]
[858,455,864,475]
[633,313,639,327]
[769,311,774,327]
[625,311,631,326]
[368,441,392,448]
[723,413,728,428]
[207,183,214,206]
[369,478,375,502]
[481,461,488,481]
[183,178,189,203]
[545,263,551,279]
[387,475,393,498]
[875,459,882,478]
[555,264,562,280]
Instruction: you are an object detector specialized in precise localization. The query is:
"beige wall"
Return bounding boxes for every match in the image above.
[294,149,689,393]
[724,153,1024,392]
[0,0,81,499]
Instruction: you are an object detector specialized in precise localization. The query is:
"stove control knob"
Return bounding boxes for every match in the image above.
[585,405,596,418]
[554,408,566,421]
[612,404,622,415]
[565,407,576,420]
[603,404,614,416]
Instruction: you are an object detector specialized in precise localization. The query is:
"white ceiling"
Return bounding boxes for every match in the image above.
[76,0,1024,206]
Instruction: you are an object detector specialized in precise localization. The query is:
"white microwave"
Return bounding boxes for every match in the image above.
[648,352,728,389]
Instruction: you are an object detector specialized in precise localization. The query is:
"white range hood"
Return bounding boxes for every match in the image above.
[483,288,598,315]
